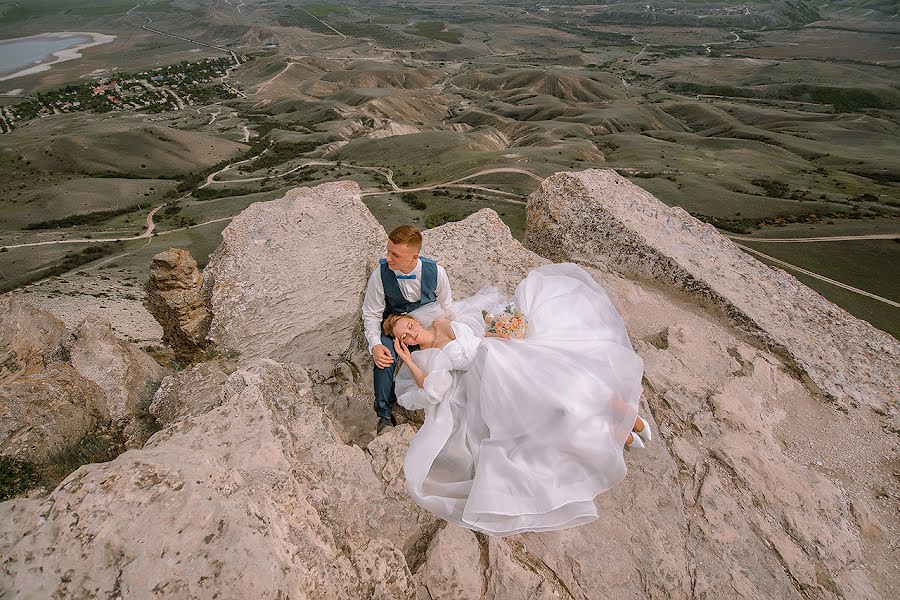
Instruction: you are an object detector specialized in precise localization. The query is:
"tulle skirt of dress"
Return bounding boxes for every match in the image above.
[404,263,644,536]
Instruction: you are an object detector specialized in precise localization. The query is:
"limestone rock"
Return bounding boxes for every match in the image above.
[149,360,232,427]
[350,539,415,600]
[0,299,165,458]
[610,277,883,599]
[484,537,557,600]
[0,360,431,599]
[145,248,211,364]
[423,208,547,297]
[367,424,417,501]
[851,496,886,540]
[0,363,106,460]
[2,173,897,599]
[202,182,386,378]
[11,272,163,345]
[67,315,167,447]
[524,169,899,414]
[0,296,68,384]
[417,526,482,600]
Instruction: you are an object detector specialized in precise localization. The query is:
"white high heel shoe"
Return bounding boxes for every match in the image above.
[625,432,645,449]
[634,416,652,443]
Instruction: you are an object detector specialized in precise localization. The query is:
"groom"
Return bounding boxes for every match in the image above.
[362,225,452,435]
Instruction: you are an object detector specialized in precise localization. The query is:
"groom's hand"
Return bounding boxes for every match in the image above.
[373,344,394,369]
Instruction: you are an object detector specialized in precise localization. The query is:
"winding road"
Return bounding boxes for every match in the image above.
[725,233,898,243]
[1,161,540,252]
[142,18,240,66]
[2,150,897,309]
[735,243,900,308]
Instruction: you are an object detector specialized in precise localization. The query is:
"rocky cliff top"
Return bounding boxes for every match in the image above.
[1,171,897,599]
[526,169,898,416]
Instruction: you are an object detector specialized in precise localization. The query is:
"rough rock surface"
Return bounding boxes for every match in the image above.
[0,300,166,458]
[0,296,68,383]
[149,360,232,427]
[202,182,386,378]
[2,178,897,599]
[0,363,106,460]
[423,209,547,298]
[11,271,164,345]
[145,248,211,364]
[0,361,435,599]
[415,526,482,600]
[524,169,899,414]
[67,315,167,447]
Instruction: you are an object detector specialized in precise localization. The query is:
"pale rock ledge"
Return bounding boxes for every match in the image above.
[525,169,898,414]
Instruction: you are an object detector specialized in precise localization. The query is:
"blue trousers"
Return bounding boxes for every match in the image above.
[373,334,399,420]
[373,335,419,421]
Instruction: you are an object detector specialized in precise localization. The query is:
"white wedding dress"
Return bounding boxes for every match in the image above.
[394,263,644,536]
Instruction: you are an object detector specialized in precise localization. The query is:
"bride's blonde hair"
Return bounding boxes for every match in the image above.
[383,314,417,337]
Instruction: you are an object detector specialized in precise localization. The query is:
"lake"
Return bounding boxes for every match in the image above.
[0,32,115,81]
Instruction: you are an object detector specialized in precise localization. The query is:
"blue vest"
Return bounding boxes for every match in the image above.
[380,257,438,320]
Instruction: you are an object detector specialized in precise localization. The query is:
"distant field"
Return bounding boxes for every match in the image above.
[407,21,463,44]
[0,0,134,22]
[0,241,125,293]
[0,178,175,229]
[740,239,900,338]
[302,2,349,18]
[741,32,900,63]
[372,16,407,25]
[277,8,336,34]
[370,6,420,25]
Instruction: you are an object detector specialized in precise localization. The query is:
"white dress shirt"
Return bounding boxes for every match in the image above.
[362,258,452,353]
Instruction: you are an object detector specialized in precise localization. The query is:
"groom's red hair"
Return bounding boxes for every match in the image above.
[389,225,422,251]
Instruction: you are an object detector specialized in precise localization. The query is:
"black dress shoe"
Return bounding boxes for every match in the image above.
[377,417,395,435]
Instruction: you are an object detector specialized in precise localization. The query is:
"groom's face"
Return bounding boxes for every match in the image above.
[386,241,418,274]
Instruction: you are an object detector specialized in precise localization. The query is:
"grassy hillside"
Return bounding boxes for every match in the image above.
[0,0,896,337]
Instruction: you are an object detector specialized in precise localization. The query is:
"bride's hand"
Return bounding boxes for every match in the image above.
[393,338,413,364]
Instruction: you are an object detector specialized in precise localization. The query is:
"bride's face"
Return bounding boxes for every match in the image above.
[393,317,428,346]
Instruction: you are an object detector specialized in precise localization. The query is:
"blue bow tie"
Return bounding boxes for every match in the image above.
[395,274,417,280]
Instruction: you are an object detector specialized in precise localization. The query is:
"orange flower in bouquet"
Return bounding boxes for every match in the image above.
[483,303,529,339]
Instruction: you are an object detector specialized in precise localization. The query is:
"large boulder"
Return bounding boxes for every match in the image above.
[145,248,211,364]
[524,169,898,415]
[0,299,164,459]
[423,208,547,297]
[67,315,167,447]
[0,363,106,460]
[414,525,482,600]
[201,181,386,378]
[0,360,436,599]
[0,297,68,384]
[148,360,232,427]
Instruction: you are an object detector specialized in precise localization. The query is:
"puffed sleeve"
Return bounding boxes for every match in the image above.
[443,321,482,371]
[395,349,454,410]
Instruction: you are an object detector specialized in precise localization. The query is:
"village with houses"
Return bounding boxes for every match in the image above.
[0,56,239,133]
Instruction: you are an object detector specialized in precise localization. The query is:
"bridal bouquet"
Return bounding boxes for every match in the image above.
[483,303,529,339]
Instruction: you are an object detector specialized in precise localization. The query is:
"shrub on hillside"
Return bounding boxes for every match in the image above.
[402,193,427,210]
[425,211,461,228]
[25,206,140,230]
[751,178,790,198]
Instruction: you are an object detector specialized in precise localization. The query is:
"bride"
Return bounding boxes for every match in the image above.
[386,263,648,536]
